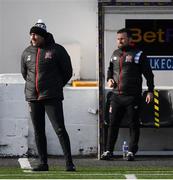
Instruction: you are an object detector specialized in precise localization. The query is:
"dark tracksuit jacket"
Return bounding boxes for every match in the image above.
[21,33,72,101]
[107,45,154,96]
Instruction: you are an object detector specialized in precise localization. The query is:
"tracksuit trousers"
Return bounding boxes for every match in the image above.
[28,99,73,166]
[106,94,141,155]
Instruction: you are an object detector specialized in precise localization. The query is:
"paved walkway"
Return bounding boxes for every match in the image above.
[1,156,173,168]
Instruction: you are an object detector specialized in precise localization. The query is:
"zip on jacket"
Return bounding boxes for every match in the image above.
[35,48,40,99]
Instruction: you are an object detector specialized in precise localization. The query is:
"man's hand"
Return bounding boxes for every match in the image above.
[145,92,154,104]
[107,79,115,88]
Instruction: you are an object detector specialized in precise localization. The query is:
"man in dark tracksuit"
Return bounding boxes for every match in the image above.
[21,19,75,171]
[101,28,154,161]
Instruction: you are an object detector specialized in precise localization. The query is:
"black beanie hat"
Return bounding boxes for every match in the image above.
[30,19,47,38]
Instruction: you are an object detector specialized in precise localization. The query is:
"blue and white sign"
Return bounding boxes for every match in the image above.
[147,56,173,70]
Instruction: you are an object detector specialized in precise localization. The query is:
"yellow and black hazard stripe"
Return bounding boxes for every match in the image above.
[154,90,160,128]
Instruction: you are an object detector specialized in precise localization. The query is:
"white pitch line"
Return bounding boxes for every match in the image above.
[125,174,137,179]
[18,158,32,170]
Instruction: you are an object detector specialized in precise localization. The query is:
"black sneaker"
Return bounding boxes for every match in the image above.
[32,164,49,171]
[126,152,135,161]
[100,151,113,160]
[66,163,76,171]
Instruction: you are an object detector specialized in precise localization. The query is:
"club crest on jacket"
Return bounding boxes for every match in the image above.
[45,51,52,59]
[125,55,133,62]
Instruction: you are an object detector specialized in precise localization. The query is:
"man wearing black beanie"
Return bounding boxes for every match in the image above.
[21,19,76,172]
[30,19,48,39]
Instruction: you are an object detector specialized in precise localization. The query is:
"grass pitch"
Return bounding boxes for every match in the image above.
[0,166,173,179]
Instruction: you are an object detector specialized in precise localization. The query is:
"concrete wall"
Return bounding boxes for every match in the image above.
[0,74,173,156]
[0,1,2,58]
[28,87,98,156]
[0,0,97,80]
[0,79,28,155]
[0,74,98,156]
